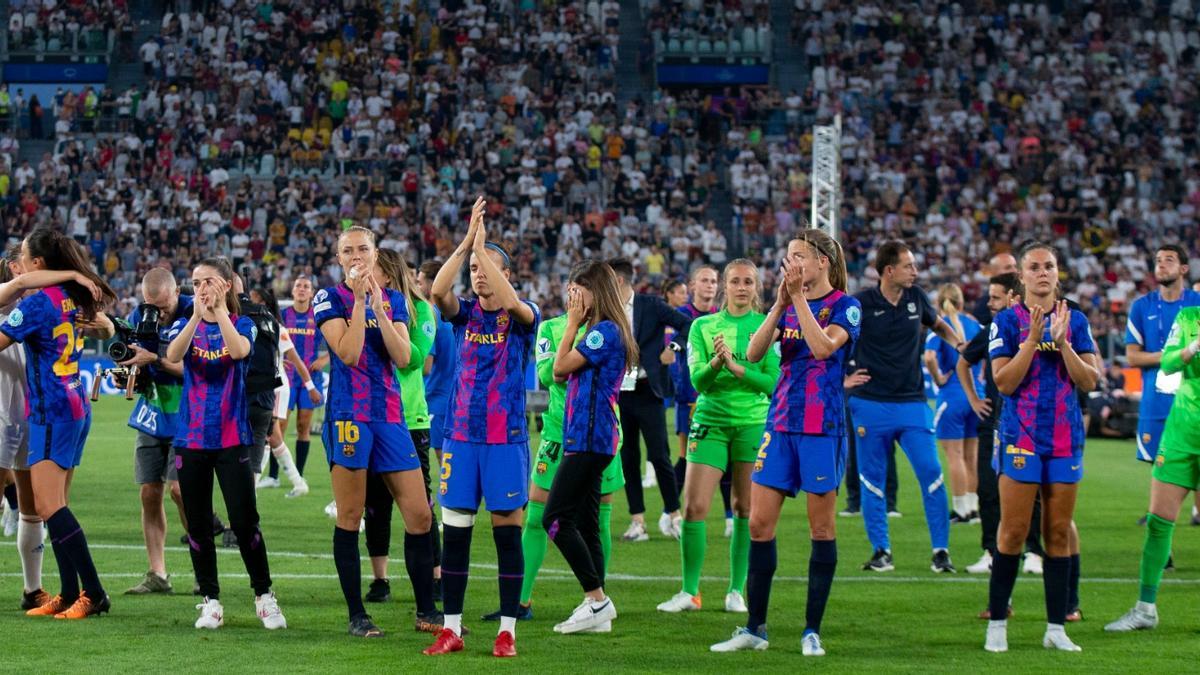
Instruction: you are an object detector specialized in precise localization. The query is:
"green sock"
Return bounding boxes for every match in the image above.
[681,520,707,596]
[519,501,548,605]
[729,516,750,594]
[599,502,613,576]
[1139,513,1176,603]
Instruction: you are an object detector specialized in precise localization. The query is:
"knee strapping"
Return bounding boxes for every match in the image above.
[442,508,476,528]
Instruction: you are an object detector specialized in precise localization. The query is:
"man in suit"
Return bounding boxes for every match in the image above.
[607,258,693,542]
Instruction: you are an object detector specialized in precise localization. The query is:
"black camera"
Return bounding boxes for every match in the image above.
[108,303,162,363]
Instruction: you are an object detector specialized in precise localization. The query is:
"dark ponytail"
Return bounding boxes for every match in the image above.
[24,227,116,318]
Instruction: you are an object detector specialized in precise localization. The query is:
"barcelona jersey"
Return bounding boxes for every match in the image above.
[282,304,325,372]
[0,286,90,424]
[174,315,257,449]
[563,320,626,455]
[767,291,861,437]
[671,303,716,404]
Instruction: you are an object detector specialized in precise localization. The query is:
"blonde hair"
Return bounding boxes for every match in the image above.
[719,258,762,313]
[937,283,964,340]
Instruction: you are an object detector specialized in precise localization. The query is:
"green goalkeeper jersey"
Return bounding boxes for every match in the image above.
[1161,307,1200,445]
[535,314,575,445]
[687,309,780,427]
[397,298,436,431]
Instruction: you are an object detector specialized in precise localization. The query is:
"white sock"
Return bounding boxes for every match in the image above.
[17,515,44,592]
[499,616,516,636]
[271,443,305,488]
[260,444,271,475]
[952,495,966,514]
[445,613,463,636]
[1136,600,1157,614]
[967,492,979,512]
[1045,622,1065,633]
[988,619,1007,629]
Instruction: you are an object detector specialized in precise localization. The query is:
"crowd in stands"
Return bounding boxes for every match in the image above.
[2,0,1200,361]
[6,0,131,55]
[645,0,772,62]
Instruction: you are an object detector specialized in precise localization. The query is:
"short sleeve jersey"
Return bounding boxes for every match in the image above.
[423,304,457,417]
[1125,289,1200,420]
[535,314,572,445]
[174,315,257,450]
[851,286,938,402]
[0,287,89,424]
[990,304,1096,457]
[671,302,716,404]
[282,304,325,374]
[925,313,984,401]
[445,297,540,444]
[314,284,409,424]
[768,291,861,436]
[563,320,626,455]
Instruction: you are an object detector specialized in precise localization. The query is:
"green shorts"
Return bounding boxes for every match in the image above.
[686,422,763,470]
[532,439,625,494]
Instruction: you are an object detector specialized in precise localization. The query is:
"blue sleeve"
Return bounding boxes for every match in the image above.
[235,315,257,349]
[449,297,475,326]
[513,300,540,335]
[388,289,409,324]
[1070,311,1096,355]
[577,321,619,367]
[128,305,142,324]
[0,293,51,343]
[1124,297,1144,346]
[989,310,1018,360]
[831,297,862,344]
[167,316,188,341]
[312,287,342,327]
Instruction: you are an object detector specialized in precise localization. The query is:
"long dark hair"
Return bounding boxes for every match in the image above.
[24,227,115,319]
[569,260,639,368]
[194,257,241,315]
[254,287,281,322]
[375,248,421,325]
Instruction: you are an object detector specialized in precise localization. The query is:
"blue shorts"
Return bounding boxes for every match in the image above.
[998,438,1082,485]
[934,396,978,440]
[429,412,445,450]
[1136,417,1166,463]
[322,419,420,473]
[439,439,529,512]
[751,430,845,497]
[675,401,695,437]
[29,413,92,470]
[290,371,325,411]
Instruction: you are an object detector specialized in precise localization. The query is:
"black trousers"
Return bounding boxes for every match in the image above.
[843,407,898,512]
[178,445,271,599]
[977,425,1045,556]
[544,452,609,592]
[619,380,679,515]
[364,430,441,565]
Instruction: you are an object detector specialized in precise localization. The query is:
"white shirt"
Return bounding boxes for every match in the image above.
[0,311,27,425]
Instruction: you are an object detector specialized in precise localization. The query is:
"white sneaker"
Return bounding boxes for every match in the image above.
[658,513,681,539]
[724,517,734,538]
[324,500,337,518]
[1023,552,1044,575]
[724,591,747,613]
[1,501,17,537]
[580,620,611,633]
[1104,602,1158,632]
[642,462,657,488]
[657,591,701,613]
[801,632,825,656]
[256,476,280,489]
[255,592,287,630]
[710,626,769,652]
[285,479,309,498]
[622,521,649,542]
[195,597,224,629]
[1042,626,1081,652]
[984,620,1007,653]
[966,551,993,574]
[554,596,617,634]
[887,510,902,518]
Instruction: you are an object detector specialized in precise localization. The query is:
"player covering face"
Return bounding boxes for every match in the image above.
[711,230,861,657]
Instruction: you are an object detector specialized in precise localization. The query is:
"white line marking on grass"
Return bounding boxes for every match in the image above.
[5,542,1199,585]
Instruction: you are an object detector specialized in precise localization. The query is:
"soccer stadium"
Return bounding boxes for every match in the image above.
[1,0,1200,671]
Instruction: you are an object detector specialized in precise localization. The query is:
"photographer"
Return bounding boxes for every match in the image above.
[233,274,284,500]
[117,267,197,595]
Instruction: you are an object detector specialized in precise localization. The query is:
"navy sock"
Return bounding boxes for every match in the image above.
[805,539,837,634]
[1044,556,1071,625]
[988,551,1021,620]
[441,524,473,616]
[48,534,80,603]
[403,530,437,614]
[3,483,16,510]
[1067,553,1080,611]
[746,538,777,634]
[494,525,524,618]
[47,507,103,600]
[333,527,366,620]
[295,440,310,476]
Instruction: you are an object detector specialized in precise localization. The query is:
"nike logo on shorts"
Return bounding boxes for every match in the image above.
[1070,465,1080,471]
[507,491,520,498]
[816,476,827,481]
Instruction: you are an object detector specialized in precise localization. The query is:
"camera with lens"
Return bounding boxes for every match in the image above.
[108,303,162,363]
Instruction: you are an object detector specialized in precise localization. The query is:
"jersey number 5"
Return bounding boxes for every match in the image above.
[51,322,83,376]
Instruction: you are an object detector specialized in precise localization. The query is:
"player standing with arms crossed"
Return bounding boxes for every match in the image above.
[658,259,779,615]
[710,230,860,656]
[985,242,1099,653]
[427,197,540,658]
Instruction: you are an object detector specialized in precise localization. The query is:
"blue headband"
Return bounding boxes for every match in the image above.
[484,242,511,269]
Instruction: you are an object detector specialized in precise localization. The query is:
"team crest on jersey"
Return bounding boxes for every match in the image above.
[1156,454,1165,467]
[818,307,831,322]
[846,305,861,326]
[342,444,355,457]
[585,330,604,350]
[857,426,866,437]
[1012,456,1026,469]
[6,309,22,327]
[536,461,547,475]
[907,302,916,313]
[496,312,509,329]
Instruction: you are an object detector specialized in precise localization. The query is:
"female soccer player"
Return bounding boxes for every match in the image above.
[544,260,636,634]
[657,259,779,615]
[427,197,540,658]
[314,227,439,639]
[166,257,286,630]
[361,249,443,621]
[924,284,983,522]
[280,275,327,481]
[985,242,1099,653]
[1,229,116,620]
[711,229,861,657]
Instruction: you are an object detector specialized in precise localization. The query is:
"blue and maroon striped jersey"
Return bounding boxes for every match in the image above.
[173,315,257,449]
[0,286,89,424]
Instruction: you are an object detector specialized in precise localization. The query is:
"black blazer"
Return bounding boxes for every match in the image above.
[631,293,693,400]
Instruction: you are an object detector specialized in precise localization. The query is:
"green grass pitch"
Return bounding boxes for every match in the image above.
[3,398,1199,673]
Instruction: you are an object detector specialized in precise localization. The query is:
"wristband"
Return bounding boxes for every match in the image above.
[305,380,317,392]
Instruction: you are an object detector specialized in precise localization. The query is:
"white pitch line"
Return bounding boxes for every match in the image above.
[4,541,1200,585]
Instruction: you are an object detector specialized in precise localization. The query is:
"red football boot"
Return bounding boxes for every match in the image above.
[423,628,464,655]
[493,630,517,658]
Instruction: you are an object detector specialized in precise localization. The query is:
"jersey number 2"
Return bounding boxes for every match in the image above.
[51,322,83,376]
